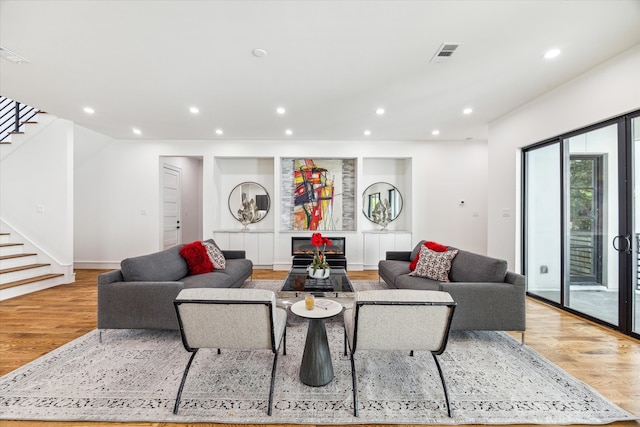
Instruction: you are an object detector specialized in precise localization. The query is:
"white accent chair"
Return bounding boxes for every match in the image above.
[343,289,457,417]
[172,288,287,415]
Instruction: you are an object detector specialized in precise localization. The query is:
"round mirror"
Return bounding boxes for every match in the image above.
[362,182,403,229]
[228,182,270,229]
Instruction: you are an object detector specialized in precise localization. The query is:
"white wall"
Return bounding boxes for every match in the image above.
[73,135,488,268]
[488,44,640,271]
[1,118,74,267]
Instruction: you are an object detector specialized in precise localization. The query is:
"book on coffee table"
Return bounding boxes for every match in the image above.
[314,299,339,310]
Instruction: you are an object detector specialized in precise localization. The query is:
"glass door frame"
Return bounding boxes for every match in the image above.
[522,109,640,340]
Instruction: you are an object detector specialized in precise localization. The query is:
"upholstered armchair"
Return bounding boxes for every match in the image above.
[343,289,457,417]
[172,288,287,416]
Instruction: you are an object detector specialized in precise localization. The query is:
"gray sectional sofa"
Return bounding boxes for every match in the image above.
[97,239,252,331]
[378,241,526,336]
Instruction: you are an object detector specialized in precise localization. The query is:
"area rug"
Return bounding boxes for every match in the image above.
[0,281,635,425]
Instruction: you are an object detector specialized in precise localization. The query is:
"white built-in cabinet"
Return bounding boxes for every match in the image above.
[212,156,412,270]
[213,230,274,267]
[362,231,412,269]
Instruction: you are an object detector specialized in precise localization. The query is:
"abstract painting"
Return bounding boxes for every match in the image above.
[281,158,356,231]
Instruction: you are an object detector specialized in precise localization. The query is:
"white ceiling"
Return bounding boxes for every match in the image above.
[1,0,639,141]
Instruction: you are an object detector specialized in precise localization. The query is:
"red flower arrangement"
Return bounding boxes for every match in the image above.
[310,232,332,273]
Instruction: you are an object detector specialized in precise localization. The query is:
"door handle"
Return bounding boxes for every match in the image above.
[612,235,631,254]
[177,226,181,229]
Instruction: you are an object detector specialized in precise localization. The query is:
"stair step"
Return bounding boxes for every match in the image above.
[0,263,51,285]
[8,131,24,135]
[0,253,38,269]
[0,263,49,274]
[0,273,64,291]
[0,252,37,260]
[0,243,24,256]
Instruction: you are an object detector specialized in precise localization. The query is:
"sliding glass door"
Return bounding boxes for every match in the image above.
[564,124,619,325]
[525,144,561,303]
[633,116,639,334]
[524,110,639,338]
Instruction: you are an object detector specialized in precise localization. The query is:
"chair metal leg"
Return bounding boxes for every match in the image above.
[344,329,347,356]
[350,353,359,417]
[174,350,198,415]
[432,353,452,417]
[283,327,287,356]
[268,351,278,416]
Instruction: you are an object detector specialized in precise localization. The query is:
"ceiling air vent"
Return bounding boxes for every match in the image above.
[430,42,461,64]
[0,46,30,64]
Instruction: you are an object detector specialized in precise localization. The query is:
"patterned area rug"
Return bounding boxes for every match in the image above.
[0,281,635,424]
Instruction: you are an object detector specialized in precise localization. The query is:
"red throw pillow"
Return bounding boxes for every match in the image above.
[409,241,448,271]
[179,241,214,275]
[426,241,448,252]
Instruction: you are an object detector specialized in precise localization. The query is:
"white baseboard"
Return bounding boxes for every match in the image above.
[74,261,120,270]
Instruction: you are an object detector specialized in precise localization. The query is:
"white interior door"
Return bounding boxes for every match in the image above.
[162,164,182,249]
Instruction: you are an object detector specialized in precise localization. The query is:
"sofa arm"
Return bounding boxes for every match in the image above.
[439,281,526,331]
[505,271,525,287]
[223,250,246,259]
[386,251,412,261]
[97,269,124,285]
[97,280,184,330]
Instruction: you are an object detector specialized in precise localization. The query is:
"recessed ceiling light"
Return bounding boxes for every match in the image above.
[252,48,267,57]
[285,129,293,136]
[189,107,199,114]
[276,107,286,115]
[463,107,473,115]
[215,129,223,135]
[364,130,371,136]
[376,108,385,115]
[132,128,142,135]
[83,107,95,114]
[544,48,561,59]
[432,129,440,136]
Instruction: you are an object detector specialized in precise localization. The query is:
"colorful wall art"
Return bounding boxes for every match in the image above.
[281,158,356,231]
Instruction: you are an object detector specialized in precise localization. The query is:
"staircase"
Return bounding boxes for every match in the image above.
[0,96,40,143]
[1,95,73,300]
[0,232,65,299]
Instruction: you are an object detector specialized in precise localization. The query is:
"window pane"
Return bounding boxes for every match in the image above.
[525,143,561,303]
[565,124,618,326]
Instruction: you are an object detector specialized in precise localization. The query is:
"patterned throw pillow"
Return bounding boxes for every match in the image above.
[409,241,449,271]
[203,241,226,269]
[409,246,459,282]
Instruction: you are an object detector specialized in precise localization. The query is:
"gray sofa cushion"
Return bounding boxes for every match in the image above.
[394,274,441,291]
[121,244,189,282]
[220,258,253,282]
[182,271,235,288]
[449,249,507,283]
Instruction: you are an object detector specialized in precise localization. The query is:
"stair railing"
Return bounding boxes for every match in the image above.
[0,96,40,142]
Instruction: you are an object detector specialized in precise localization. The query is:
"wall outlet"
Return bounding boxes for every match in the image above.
[540,265,548,274]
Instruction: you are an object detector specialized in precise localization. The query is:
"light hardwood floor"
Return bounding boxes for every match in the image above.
[1,269,639,427]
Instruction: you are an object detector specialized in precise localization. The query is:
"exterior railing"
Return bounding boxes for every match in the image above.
[0,96,39,142]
